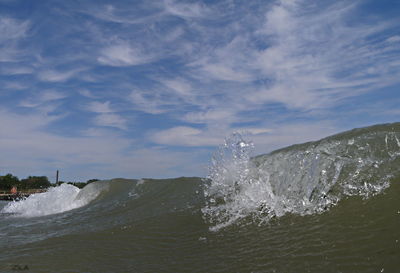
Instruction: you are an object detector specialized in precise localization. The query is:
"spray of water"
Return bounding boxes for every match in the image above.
[203,129,399,231]
[202,133,276,231]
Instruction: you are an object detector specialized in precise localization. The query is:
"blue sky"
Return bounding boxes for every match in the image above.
[1,0,399,182]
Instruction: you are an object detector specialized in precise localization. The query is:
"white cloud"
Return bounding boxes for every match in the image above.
[81,3,164,25]
[18,100,40,108]
[98,42,152,66]
[183,109,237,124]
[188,36,256,83]
[245,1,400,112]
[81,127,119,137]
[19,90,67,108]
[0,17,29,42]
[86,4,135,24]
[387,35,400,43]
[81,0,400,146]
[78,89,98,99]
[3,81,28,90]
[87,101,113,113]
[0,65,33,75]
[94,113,127,130]
[0,109,58,135]
[238,128,272,135]
[163,26,184,42]
[179,0,400,123]
[129,88,181,114]
[163,0,211,19]
[87,101,127,129]
[151,126,222,147]
[0,17,30,62]
[161,78,192,96]
[128,79,196,115]
[200,63,253,82]
[41,90,67,101]
[38,69,82,82]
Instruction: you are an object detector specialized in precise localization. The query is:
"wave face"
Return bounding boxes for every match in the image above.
[0,123,399,273]
[203,123,400,230]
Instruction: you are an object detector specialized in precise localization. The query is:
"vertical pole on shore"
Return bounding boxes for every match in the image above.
[56,170,59,185]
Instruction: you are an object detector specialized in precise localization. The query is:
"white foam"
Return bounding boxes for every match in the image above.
[2,183,102,217]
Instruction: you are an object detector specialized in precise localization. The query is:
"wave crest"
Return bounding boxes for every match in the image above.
[203,124,400,231]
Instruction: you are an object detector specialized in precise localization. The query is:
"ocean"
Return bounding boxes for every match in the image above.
[1,123,399,273]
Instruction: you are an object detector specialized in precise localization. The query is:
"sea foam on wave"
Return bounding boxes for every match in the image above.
[2,182,106,217]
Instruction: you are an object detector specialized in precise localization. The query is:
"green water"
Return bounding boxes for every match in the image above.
[1,180,399,273]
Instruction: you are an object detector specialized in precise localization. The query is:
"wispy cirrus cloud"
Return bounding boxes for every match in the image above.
[19,90,67,108]
[0,17,30,62]
[98,42,154,67]
[386,35,400,43]
[3,81,28,91]
[163,0,212,19]
[0,17,29,43]
[1,0,399,180]
[171,0,400,126]
[65,0,400,131]
[87,101,113,113]
[129,88,184,115]
[151,126,222,147]
[161,78,192,96]
[132,0,400,148]
[0,65,33,75]
[183,109,237,124]
[94,113,128,130]
[37,67,86,82]
[242,0,400,110]
[85,100,128,130]
[80,3,164,25]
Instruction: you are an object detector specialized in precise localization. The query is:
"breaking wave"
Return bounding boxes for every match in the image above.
[202,123,400,231]
[2,122,400,234]
[2,182,109,217]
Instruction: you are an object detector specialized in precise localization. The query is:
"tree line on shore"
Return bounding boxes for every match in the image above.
[0,173,99,192]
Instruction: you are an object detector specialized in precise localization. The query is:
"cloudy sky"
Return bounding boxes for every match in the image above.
[1,0,399,182]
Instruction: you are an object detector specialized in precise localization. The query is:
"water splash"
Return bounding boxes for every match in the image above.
[203,126,400,231]
[2,182,107,217]
[202,133,276,231]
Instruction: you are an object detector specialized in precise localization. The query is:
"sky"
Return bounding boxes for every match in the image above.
[0,0,399,182]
